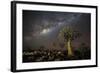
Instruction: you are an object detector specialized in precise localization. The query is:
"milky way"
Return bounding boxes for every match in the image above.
[23,10,91,50]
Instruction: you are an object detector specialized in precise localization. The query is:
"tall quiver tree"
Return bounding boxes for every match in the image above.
[59,27,81,57]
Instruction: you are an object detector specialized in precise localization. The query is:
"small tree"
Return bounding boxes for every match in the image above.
[59,27,81,56]
[59,43,65,49]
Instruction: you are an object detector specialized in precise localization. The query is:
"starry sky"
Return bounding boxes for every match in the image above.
[23,10,91,50]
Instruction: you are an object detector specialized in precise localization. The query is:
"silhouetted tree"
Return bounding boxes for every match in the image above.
[40,46,45,50]
[52,42,57,49]
[59,43,65,49]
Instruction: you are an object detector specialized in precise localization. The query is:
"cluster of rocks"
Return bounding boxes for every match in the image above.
[23,48,90,63]
[23,49,70,62]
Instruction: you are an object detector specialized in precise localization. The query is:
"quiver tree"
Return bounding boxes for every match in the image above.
[52,42,57,49]
[59,27,81,57]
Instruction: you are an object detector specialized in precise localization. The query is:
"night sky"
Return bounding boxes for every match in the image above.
[23,10,91,50]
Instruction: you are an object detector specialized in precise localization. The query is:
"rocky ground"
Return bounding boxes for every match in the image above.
[23,48,90,63]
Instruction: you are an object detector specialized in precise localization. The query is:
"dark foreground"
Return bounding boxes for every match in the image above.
[23,48,91,63]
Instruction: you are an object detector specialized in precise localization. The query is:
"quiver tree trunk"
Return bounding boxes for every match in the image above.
[67,39,73,56]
